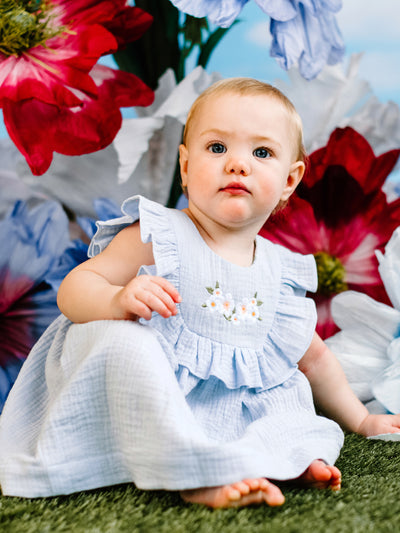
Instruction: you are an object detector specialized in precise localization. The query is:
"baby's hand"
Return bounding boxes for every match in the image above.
[112,275,182,321]
[357,413,400,437]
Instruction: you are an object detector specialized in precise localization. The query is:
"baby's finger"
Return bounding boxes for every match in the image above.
[151,276,182,303]
[136,284,178,318]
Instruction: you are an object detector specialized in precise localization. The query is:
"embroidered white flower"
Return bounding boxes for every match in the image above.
[221,293,234,318]
[202,282,262,324]
[231,313,241,326]
[205,295,222,313]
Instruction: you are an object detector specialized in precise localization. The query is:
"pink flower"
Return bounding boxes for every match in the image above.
[261,127,400,339]
[0,0,154,175]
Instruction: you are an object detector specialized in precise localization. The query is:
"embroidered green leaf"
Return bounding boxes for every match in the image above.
[257,300,263,306]
[202,304,207,308]
[206,287,214,294]
[215,281,220,288]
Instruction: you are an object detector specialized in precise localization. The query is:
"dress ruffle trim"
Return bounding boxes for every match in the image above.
[89,195,317,391]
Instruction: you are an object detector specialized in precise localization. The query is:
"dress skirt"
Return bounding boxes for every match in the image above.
[0,316,344,497]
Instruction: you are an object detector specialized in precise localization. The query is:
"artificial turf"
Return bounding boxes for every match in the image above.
[1,433,400,533]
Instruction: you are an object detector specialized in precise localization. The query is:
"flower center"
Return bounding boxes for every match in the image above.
[314,251,348,297]
[0,0,61,56]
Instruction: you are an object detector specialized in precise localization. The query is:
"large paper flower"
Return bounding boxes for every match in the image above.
[169,0,345,79]
[0,0,154,175]
[0,199,70,411]
[326,227,400,414]
[261,127,400,339]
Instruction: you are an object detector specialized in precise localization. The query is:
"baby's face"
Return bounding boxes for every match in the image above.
[179,92,304,232]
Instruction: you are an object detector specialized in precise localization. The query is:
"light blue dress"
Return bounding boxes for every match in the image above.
[0,196,344,497]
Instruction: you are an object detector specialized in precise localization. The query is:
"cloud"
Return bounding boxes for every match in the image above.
[338,0,400,44]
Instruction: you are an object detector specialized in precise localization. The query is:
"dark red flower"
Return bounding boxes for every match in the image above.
[261,127,400,339]
[0,0,154,175]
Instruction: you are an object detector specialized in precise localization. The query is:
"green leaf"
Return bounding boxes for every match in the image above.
[206,287,214,294]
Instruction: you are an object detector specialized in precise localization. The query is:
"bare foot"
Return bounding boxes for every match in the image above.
[180,478,285,508]
[298,460,341,491]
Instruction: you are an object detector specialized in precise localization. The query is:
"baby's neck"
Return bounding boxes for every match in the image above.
[183,208,257,267]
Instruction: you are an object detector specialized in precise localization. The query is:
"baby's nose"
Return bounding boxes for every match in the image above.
[225,156,250,176]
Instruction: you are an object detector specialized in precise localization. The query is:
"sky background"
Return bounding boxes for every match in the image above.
[1,1,399,137]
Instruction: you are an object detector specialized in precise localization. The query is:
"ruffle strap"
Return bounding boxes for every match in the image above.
[88,196,180,288]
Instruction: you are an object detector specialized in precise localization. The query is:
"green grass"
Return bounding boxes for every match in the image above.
[1,433,400,533]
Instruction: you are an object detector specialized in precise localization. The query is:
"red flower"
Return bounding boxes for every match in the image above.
[261,127,400,339]
[0,0,154,175]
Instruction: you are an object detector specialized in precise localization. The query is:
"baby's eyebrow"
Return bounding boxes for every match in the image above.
[199,128,229,137]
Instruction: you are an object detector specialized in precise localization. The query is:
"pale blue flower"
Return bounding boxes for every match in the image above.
[270,0,345,80]
[169,0,345,79]
[0,200,70,411]
[45,198,121,293]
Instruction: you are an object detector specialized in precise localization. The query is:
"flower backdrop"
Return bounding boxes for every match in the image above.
[1,0,400,412]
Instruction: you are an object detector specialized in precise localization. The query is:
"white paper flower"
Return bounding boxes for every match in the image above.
[326,227,400,413]
[275,54,372,153]
[113,66,221,194]
[0,138,47,219]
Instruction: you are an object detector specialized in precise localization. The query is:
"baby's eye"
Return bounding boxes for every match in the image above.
[253,147,271,159]
[208,143,226,154]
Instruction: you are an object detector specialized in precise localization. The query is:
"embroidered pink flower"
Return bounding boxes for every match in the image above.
[261,127,400,339]
[0,0,154,175]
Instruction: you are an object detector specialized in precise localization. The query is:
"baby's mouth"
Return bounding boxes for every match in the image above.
[221,182,250,194]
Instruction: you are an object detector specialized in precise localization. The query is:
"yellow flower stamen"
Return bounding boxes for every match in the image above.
[314,251,348,297]
[0,0,65,57]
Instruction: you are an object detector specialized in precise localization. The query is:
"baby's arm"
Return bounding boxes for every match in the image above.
[57,222,181,323]
[299,333,400,437]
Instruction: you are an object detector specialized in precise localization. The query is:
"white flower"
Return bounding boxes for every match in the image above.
[247,306,260,322]
[113,66,221,194]
[326,227,400,413]
[237,299,250,320]
[205,296,222,313]
[221,293,234,318]
[274,54,371,154]
[213,287,223,299]
[274,54,400,191]
[231,313,241,326]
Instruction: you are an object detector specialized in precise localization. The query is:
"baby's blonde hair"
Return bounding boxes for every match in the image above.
[183,77,306,163]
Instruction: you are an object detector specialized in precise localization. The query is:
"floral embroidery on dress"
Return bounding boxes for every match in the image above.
[202,282,263,324]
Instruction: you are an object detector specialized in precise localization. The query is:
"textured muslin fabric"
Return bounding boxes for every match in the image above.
[0,196,344,497]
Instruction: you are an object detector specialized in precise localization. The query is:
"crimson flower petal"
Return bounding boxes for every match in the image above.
[3,66,154,175]
[0,0,154,173]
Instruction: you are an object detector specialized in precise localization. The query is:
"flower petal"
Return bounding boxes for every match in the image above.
[168,0,247,27]
[3,65,153,175]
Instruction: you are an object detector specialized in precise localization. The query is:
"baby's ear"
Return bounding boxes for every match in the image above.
[179,144,189,187]
[281,161,305,201]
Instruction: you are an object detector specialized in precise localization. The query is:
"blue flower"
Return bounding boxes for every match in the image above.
[169,0,345,79]
[0,200,70,411]
[270,0,345,80]
[45,198,121,293]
